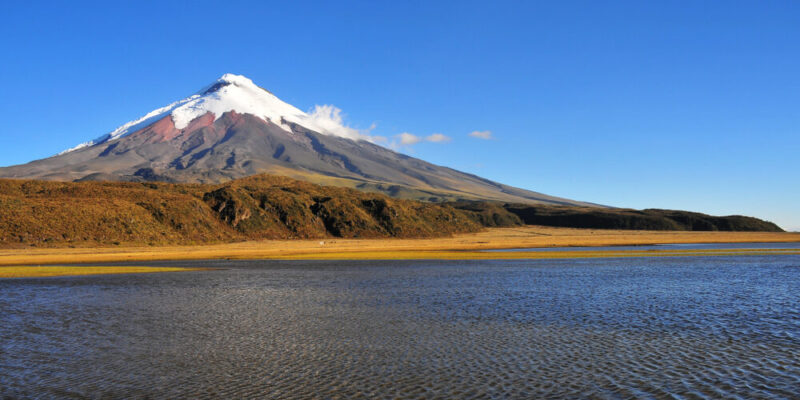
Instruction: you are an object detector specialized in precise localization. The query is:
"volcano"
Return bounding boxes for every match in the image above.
[0,74,591,206]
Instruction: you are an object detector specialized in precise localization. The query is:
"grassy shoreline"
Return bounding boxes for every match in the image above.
[273,248,800,261]
[0,266,204,279]
[1,226,798,270]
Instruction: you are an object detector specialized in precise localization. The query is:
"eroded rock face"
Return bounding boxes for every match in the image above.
[203,187,254,227]
[199,175,486,240]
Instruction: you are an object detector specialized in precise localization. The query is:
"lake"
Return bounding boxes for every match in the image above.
[2,255,799,398]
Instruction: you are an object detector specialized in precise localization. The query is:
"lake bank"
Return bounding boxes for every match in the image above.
[0,266,204,279]
[2,226,799,268]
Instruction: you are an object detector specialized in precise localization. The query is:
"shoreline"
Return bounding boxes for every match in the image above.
[0,266,205,279]
[1,226,798,270]
[272,248,800,261]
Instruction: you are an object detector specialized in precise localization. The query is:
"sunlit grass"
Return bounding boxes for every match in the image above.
[1,226,798,266]
[274,248,800,260]
[0,266,203,279]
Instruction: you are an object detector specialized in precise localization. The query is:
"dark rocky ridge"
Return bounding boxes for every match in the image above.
[448,202,784,232]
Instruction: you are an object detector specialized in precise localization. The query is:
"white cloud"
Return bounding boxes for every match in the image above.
[469,130,493,140]
[302,105,453,148]
[397,132,422,145]
[391,132,452,149]
[370,135,388,143]
[305,104,380,142]
[425,133,451,143]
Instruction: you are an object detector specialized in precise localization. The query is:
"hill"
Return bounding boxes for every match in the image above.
[0,175,782,249]
[0,175,491,248]
[450,202,784,232]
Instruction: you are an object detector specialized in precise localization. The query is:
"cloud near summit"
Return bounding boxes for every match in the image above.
[304,104,453,148]
[397,132,422,145]
[394,132,452,147]
[425,133,451,143]
[306,105,382,142]
[469,130,493,140]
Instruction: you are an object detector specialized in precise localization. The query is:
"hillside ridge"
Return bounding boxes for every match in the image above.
[0,175,782,249]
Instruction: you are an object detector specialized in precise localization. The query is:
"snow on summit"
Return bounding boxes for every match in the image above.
[170,73,308,132]
[61,74,370,154]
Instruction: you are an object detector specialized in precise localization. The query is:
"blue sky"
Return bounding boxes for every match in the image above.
[1,1,798,230]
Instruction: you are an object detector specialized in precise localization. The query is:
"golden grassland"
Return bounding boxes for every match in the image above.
[0,266,203,279]
[2,226,799,268]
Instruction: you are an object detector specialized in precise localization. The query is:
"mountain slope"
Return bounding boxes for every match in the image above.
[0,74,591,206]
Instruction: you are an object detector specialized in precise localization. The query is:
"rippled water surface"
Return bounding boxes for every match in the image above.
[2,256,799,398]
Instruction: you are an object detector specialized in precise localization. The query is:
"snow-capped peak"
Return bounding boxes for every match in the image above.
[169,73,308,132]
[217,73,257,87]
[60,74,368,154]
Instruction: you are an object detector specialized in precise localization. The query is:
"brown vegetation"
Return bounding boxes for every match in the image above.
[0,174,485,248]
[0,174,786,251]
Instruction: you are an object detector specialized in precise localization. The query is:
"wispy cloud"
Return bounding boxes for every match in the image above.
[303,104,455,149]
[469,130,493,140]
[392,132,452,149]
[305,104,381,142]
[397,132,422,145]
[425,133,451,143]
